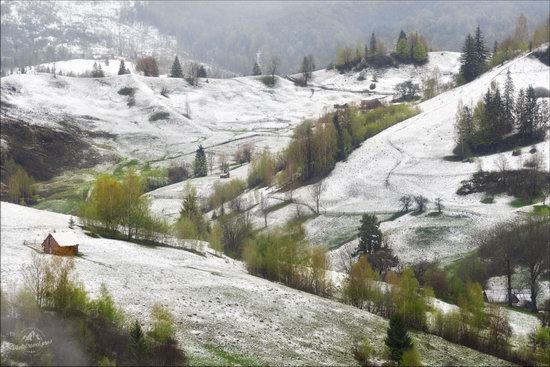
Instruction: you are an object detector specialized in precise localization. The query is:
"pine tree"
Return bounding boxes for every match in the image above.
[170,56,183,78]
[252,61,262,76]
[198,65,207,78]
[354,214,382,256]
[128,320,146,364]
[118,60,127,75]
[503,69,515,133]
[385,313,413,363]
[193,145,208,177]
[398,30,407,42]
[518,86,540,139]
[474,25,488,76]
[460,34,477,82]
[97,63,105,77]
[369,33,377,56]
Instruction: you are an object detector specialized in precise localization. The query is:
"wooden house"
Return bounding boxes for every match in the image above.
[42,232,79,256]
[360,98,383,112]
[220,172,230,179]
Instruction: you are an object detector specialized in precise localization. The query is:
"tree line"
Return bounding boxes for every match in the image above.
[455,73,549,157]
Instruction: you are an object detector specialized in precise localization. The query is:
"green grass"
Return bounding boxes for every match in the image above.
[532,205,550,216]
[426,211,443,217]
[480,197,494,204]
[201,344,264,366]
[265,200,292,214]
[510,196,541,208]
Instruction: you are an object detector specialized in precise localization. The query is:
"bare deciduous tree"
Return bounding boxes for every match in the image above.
[22,253,49,307]
[267,56,280,85]
[414,195,429,212]
[309,179,326,214]
[260,193,269,228]
[207,151,215,175]
[219,153,229,173]
[435,197,444,213]
[300,54,315,86]
[399,195,412,212]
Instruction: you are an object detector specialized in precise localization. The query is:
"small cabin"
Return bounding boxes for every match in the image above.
[220,171,230,179]
[42,232,79,256]
[360,98,383,111]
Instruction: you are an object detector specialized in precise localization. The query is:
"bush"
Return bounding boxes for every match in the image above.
[149,111,170,121]
[369,83,376,90]
[118,87,135,96]
[87,284,125,326]
[353,339,373,366]
[149,304,176,343]
[167,165,189,184]
[247,149,277,188]
[259,75,276,87]
[400,345,421,366]
[207,179,247,211]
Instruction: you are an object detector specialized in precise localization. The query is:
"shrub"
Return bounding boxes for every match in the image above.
[149,304,176,343]
[353,339,373,366]
[167,165,190,184]
[247,149,277,188]
[118,87,135,96]
[207,179,247,211]
[149,111,170,121]
[87,284,125,326]
[369,83,376,90]
[400,345,421,366]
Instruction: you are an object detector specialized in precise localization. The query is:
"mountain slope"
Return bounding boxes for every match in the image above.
[0,201,506,366]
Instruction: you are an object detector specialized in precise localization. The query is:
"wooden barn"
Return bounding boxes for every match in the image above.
[42,232,79,256]
[360,98,383,112]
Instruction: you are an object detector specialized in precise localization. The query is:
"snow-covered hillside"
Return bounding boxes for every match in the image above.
[1,52,459,164]
[295,52,550,265]
[0,202,506,366]
[0,1,176,69]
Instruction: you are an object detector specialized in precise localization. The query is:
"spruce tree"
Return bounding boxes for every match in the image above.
[193,145,208,177]
[369,33,377,56]
[170,56,183,78]
[474,25,488,76]
[198,65,207,78]
[503,69,515,133]
[118,60,127,75]
[128,320,146,364]
[396,38,409,61]
[412,41,427,63]
[252,61,262,76]
[398,30,407,42]
[354,214,382,256]
[385,313,413,363]
[460,34,477,82]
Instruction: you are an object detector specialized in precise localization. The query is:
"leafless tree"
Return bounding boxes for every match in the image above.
[309,179,326,214]
[22,253,49,307]
[414,195,429,212]
[300,54,315,86]
[186,62,201,86]
[219,153,229,173]
[207,151,215,175]
[267,56,280,85]
[399,195,412,212]
[260,193,269,228]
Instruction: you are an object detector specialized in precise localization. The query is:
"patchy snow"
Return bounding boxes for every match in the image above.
[32,59,137,77]
[0,202,506,365]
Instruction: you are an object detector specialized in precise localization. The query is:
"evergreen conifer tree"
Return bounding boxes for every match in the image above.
[193,145,208,177]
[252,61,262,76]
[118,60,127,75]
[474,25,488,76]
[198,65,207,78]
[128,320,146,364]
[398,30,407,42]
[460,34,477,82]
[385,313,413,363]
[369,33,377,56]
[170,56,183,78]
[396,38,409,61]
[354,214,382,256]
[503,69,515,133]
[412,41,427,63]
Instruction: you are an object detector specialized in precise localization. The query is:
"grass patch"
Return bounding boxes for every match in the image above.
[149,111,170,121]
[113,159,140,178]
[426,211,443,217]
[413,226,449,246]
[386,211,409,221]
[203,344,263,367]
[510,197,540,208]
[532,205,550,216]
[258,76,277,87]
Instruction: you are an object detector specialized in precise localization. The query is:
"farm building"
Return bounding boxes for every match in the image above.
[41,232,79,256]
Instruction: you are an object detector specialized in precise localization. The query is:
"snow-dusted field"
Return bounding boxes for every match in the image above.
[1,52,460,164]
[290,52,550,264]
[0,202,507,365]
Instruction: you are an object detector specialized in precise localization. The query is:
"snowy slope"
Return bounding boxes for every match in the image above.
[0,202,505,366]
[1,52,459,165]
[295,53,550,264]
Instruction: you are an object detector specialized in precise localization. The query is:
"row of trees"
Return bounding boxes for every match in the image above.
[394,30,428,64]
[247,104,420,188]
[455,76,548,156]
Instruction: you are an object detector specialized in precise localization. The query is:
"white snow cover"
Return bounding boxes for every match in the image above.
[0,202,506,365]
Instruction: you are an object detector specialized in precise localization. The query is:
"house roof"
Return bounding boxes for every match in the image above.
[48,232,79,247]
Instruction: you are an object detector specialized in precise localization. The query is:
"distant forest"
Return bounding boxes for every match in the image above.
[135,1,550,74]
